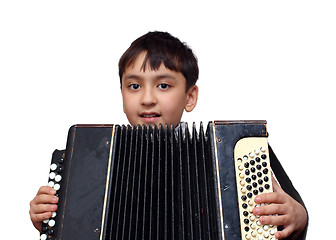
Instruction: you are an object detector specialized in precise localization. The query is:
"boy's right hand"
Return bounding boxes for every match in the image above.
[29,186,59,232]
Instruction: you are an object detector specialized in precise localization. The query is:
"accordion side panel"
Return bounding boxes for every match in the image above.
[213,121,267,240]
[57,125,114,240]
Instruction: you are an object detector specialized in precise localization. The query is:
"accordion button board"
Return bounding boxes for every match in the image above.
[40,150,65,240]
[40,121,278,240]
[234,137,277,240]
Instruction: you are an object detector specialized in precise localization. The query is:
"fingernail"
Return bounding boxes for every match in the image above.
[50,189,56,194]
[259,216,265,224]
[51,205,57,211]
[254,207,260,214]
[52,197,58,203]
[254,196,261,203]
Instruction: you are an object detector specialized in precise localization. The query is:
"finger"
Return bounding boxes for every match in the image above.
[253,203,287,216]
[37,186,56,195]
[30,201,58,215]
[259,214,290,226]
[255,192,286,204]
[275,225,295,239]
[31,194,58,206]
[30,210,53,223]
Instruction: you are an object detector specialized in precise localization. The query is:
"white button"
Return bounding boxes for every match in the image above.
[52,211,57,218]
[54,184,60,191]
[40,234,47,240]
[48,219,55,227]
[55,175,62,182]
[49,172,56,179]
[48,181,55,188]
[50,163,57,171]
[43,219,49,224]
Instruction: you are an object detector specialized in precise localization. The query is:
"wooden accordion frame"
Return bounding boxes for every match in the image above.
[40,120,278,240]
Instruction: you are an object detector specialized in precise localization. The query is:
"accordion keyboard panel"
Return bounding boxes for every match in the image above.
[234,137,278,240]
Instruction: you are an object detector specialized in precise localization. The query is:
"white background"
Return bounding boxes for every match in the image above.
[1,1,335,239]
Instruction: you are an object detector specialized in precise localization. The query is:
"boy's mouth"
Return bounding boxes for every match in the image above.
[140,114,161,118]
[139,112,161,123]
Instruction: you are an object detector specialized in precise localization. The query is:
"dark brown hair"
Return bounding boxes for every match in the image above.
[119,31,199,91]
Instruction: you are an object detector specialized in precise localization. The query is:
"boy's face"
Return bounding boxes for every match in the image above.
[121,52,198,127]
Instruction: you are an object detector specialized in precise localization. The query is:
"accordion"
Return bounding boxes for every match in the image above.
[40,121,278,240]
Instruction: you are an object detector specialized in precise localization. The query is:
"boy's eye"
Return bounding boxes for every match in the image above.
[158,83,169,89]
[129,83,141,90]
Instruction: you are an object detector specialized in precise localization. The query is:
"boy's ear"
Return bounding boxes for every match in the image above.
[185,85,198,112]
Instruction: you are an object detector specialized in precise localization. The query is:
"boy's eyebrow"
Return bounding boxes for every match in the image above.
[123,73,178,81]
[154,74,177,81]
[123,74,142,81]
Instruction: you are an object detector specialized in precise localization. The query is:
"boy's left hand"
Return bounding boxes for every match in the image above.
[253,175,307,239]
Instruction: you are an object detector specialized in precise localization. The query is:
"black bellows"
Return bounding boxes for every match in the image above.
[104,123,219,240]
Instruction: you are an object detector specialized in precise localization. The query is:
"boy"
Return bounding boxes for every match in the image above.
[29,31,308,239]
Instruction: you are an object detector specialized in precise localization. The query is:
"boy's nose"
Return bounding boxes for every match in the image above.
[141,88,157,106]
